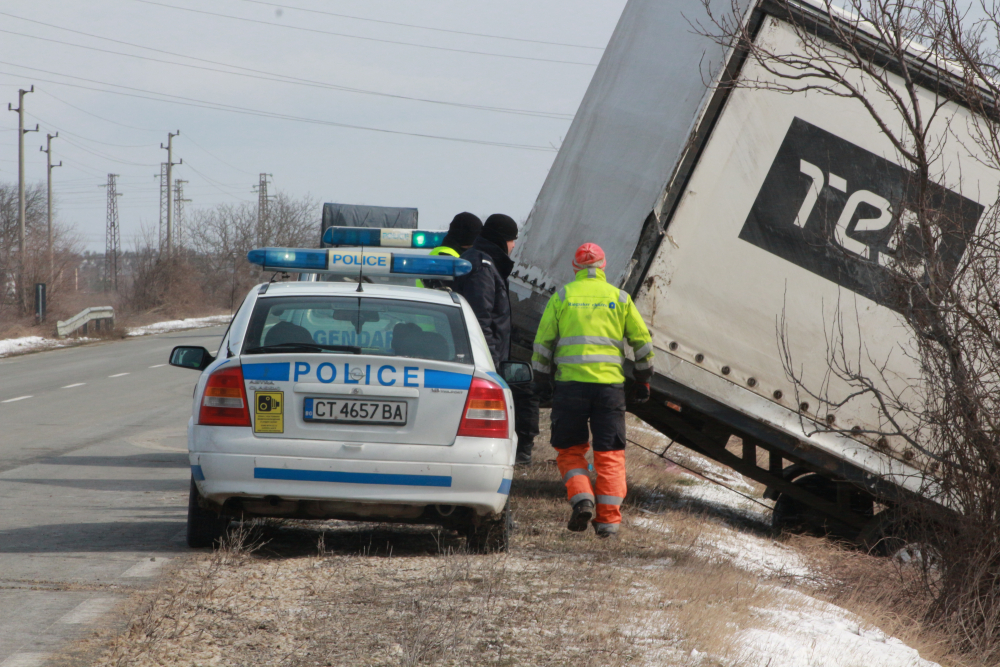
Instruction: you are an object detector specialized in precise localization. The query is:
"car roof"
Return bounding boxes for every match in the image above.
[254,280,461,306]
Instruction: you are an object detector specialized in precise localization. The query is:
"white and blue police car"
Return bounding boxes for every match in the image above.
[168,237,531,552]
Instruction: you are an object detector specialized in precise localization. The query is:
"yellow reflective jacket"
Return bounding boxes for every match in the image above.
[531,268,654,384]
[416,246,460,288]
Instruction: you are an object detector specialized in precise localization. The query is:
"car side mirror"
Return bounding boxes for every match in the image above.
[169,346,215,371]
[499,361,533,386]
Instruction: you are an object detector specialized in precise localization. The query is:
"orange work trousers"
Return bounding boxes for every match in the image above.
[556,444,627,532]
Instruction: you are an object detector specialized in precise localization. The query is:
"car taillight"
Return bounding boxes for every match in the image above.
[199,365,251,427]
[457,376,509,438]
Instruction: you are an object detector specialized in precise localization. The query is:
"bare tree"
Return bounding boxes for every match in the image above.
[0,180,80,321]
[184,192,318,311]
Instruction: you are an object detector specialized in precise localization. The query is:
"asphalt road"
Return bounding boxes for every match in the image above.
[0,326,226,667]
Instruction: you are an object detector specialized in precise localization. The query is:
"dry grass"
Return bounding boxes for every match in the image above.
[84,412,965,666]
[787,533,975,667]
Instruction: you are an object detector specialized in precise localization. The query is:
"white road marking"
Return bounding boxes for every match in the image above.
[61,382,86,389]
[0,652,51,667]
[59,597,117,624]
[1,395,32,403]
[108,373,130,378]
[149,364,166,368]
[122,557,170,578]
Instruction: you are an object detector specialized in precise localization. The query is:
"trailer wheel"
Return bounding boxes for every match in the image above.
[859,509,940,566]
[771,493,803,532]
[771,474,838,535]
[772,474,875,540]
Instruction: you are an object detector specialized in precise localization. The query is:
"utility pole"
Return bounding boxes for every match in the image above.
[103,174,122,291]
[8,86,37,306]
[254,173,273,246]
[160,131,181,258]
[40,132,62,283]
[158,163,169,254]
[173,179,190,251]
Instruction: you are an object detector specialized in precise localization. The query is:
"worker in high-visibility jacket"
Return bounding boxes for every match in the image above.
[531,243,654,537]
[417,212,482,289]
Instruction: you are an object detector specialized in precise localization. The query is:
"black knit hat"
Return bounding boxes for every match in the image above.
[482,213,519,242]
[441,212,482,249]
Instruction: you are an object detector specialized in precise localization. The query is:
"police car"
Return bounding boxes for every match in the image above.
[168,234,531,552]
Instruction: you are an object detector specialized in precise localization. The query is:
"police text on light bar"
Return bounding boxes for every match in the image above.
[246,247,472,279]
[322,226,447,249]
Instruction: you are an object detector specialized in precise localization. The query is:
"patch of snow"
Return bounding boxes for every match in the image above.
[739,588,940,667]
[630,421,935,666]
[0,335,92,358]
[0,314,229,357]
[699,530,815,583]
[127,315,231,336]
[673,477,771,523]
[635,516,814,583]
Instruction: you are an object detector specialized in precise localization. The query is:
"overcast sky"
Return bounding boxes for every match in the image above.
[0,0,627,251]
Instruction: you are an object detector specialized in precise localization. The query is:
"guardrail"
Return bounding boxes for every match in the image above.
[57,306,115,338]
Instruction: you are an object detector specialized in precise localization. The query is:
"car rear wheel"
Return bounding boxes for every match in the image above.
[466,498,512,553]
[187,476,229,548]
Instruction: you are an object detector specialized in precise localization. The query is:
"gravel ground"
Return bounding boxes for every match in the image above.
[76,415,953,667]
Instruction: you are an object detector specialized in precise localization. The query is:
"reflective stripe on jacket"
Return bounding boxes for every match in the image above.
[531,268,654,384]
[416,246,460,289]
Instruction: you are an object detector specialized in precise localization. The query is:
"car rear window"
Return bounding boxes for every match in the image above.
[242,295,473,364]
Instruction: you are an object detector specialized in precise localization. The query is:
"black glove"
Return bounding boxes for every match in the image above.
[631,382,651,404]
[534,373,554,406]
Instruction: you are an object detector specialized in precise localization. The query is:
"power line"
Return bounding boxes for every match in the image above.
[182,159,256,200]
[57,158,110,177]
[38,88,163,132]
[183,133,256,176]
[0,65,559,152]
[25,111,155,148]
[127,0,600,67]
[56,133,159,166]
[0,14,574,119]
[232,0,605,50]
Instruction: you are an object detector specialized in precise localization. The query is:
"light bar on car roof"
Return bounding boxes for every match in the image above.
[322,226,448,249]
[246,247,472,279]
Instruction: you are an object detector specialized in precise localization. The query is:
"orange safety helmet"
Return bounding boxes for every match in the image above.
[573,243,607,270]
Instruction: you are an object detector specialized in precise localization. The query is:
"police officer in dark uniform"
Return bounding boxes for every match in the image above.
[454,214,539,465]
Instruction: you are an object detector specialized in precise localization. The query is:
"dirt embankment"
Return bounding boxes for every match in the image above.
[83,417,959,667]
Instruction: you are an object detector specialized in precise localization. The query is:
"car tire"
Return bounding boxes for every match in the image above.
[466,498,512,554]
[187,475,229,549]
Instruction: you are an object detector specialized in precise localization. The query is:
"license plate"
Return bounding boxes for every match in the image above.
[303,397,407,425]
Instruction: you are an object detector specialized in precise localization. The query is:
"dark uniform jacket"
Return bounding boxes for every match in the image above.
[455,235,513,367]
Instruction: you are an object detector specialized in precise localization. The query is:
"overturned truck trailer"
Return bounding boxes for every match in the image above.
[511,0,996,540]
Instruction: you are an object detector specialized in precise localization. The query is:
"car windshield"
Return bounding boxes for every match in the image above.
[242,295,473,364]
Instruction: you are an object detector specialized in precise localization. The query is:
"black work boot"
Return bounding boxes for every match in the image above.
[514,438,534,466]
[567,499,595,532]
